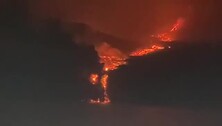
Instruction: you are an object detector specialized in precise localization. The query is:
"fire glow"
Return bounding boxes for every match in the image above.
[89,18,185,104]
[89,74,99,85]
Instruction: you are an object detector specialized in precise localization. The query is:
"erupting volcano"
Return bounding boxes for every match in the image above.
[89,18,185,104]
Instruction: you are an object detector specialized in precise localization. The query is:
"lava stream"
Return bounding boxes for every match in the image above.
[88,18,185,104]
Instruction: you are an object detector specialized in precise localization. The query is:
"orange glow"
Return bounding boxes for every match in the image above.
[151,18,184,42]
[151,33,173,42]
[89,97,110,105]
[99,55,127,71]
[101,74,108,89]
[89,74,111,104]
[88,18,185,104]
[104,67,109,72]
[89,74,99,85]
[89,43,127,104]
[130,48,155,56]
[95,43,128,72]
[130,45,165,57]
[170,18,185,32]
[100,74,111,104]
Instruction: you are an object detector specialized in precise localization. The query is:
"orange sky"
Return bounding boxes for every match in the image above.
[29,0,222,42]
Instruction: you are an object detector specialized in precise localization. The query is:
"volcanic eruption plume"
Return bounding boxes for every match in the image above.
[89,18,185,104]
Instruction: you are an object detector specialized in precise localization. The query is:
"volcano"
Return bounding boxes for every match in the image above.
[1,1,222,125]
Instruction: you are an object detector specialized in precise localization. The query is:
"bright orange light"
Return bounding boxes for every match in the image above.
[170,18,185,32]
[89,74,99,85]
[89,97,110,105]
[151,18,184,43]
[154,33,173,42]
[130,45,165,57]
[88,18,185,105]
[95,43,128,72]
[100,56,127,71]
[101,74,108,89]
[89,74,111,105]
[152,45,165,50]
[104,67,109,71]
[130,48,155,56]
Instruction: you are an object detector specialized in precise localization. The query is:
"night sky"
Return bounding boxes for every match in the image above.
[1,0,222,126]
[28,0,222,42]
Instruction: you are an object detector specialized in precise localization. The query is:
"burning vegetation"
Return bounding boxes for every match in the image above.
[89,18,185,104]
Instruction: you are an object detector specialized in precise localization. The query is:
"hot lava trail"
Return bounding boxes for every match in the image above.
[89,18,185,104]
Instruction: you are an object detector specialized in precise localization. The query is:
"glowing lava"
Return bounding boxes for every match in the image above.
[151,18,185,43]
[130,45,165,57]
[89,74,99,85]
[89,74,111,104]
[100,74,111,103]
[95,43,128,71]
[88,18,185,104]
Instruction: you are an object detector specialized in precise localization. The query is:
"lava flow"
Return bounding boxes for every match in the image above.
[89,43,127,104]
[89,18,185,104]
[89,74,99,85]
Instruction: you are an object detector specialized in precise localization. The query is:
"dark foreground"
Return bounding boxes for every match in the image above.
[1,101,221,126]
